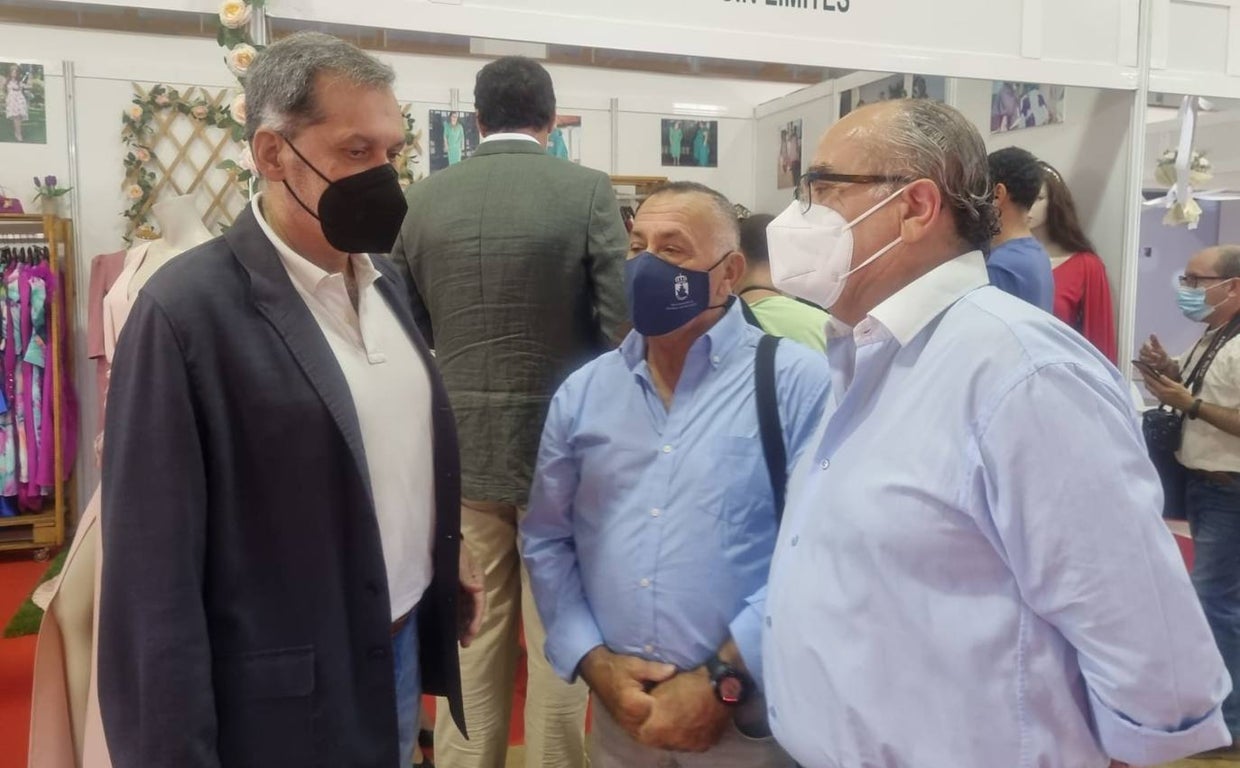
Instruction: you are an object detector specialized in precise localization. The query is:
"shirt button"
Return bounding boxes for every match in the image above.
[644,644,655,654]
[820,459,831,470]
[765,616,772,628]
[769,705,778,719]
[662,445,673,454]
[368,353,387,364]
[640,577,652,588]
[368,646,388,661]
[711,355,721,364]
[650,508,661,518]
[791,535,800,547]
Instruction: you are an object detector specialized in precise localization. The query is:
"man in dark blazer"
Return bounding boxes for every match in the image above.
[388,56,628,768]
[98,33,481,768]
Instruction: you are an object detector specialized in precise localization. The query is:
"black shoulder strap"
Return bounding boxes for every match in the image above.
[739,297,764,330]
[755,335,787,524]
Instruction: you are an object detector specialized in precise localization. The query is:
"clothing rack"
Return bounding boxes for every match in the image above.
[0,214,77,559]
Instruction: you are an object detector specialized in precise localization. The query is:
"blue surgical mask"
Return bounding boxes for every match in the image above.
[625,251,730,337]
[1178,286,1219,322]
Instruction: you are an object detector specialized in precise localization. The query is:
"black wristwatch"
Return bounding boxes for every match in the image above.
[705,654,753,706]
[1189,398,1204,420]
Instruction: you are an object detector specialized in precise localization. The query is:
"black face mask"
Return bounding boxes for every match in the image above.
[282,138,409,254]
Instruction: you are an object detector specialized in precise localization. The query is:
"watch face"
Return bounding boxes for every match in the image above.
[718,675,744,704]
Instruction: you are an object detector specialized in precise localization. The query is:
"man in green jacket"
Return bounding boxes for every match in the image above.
[389,55,629,768]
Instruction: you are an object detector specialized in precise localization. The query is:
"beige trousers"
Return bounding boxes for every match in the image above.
[434,499,589,768]
[589,697,794,768]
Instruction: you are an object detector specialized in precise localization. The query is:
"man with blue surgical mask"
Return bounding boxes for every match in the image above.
[761,99,1231,768]
[1141,244,1240,752]
[520,182,829,767]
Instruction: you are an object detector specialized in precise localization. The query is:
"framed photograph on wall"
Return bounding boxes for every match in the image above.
[428,109,480,173]
[991,82,1065,133]
[839,74,947,119]
[548,114,582,164]
[662,119,718,168]
[1,62,46,144]
[778,119,802,190]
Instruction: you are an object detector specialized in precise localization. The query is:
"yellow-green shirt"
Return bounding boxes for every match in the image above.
[748,294,830,353]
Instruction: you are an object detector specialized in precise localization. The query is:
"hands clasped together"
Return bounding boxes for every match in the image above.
[580,646,733,753]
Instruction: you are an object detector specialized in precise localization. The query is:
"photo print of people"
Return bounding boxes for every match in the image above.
[778,119,802,190]
[839,74,946,119]
[547,114,582,163]
[2,62,46,144]
[662,119,718,168]
[990,82,1065,133]
[428,109,480,173]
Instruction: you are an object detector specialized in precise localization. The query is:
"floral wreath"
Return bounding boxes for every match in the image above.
[120,83,248,238]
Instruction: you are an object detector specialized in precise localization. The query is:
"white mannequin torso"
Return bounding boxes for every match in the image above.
[128,194,212,296]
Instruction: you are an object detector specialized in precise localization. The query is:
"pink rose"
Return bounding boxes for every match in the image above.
[192,105,208,120]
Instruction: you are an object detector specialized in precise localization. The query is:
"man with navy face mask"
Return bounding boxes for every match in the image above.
[1141,245,1240,748]
[761,100,1230,768]
[521,182,829,767]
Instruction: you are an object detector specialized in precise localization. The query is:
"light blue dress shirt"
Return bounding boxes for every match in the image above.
[764,251,1231,768]
[522,301,829,687]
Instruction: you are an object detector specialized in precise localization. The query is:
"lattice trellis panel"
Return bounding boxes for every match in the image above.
[126,83,247,239]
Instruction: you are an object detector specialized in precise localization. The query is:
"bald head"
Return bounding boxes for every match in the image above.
[825,99,998,250]
[642,182,740,255]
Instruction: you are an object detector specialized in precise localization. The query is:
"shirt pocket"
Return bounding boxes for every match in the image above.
[718,435,772,525]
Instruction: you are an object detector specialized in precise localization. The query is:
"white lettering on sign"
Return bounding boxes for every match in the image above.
[723,0,851,11]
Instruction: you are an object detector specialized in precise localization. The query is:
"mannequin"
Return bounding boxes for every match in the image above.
[1030,161,1117,362]
[102,194,212,366]
[128,193,213,296]
[28,192,209,768]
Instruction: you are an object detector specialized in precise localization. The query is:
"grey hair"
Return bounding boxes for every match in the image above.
[641,181,741,254]
[1214,245,1240,279]
[869,100,999,251]
[243,32,395,142]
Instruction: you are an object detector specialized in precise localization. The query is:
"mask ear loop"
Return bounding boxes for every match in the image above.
[280,136,333,222]
[837,184,911,280]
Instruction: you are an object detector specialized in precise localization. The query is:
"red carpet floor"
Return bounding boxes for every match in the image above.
[0,553,46,768]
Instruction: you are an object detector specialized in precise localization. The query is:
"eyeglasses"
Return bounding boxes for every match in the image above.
[796,170,912,213]
[1178,274,1230,289]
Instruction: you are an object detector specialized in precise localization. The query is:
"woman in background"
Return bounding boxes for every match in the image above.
[694,121,711,167]
[6,65,28,143]
[1031,161,1117,362]
[443,111,466,166]
[668,120,683,166]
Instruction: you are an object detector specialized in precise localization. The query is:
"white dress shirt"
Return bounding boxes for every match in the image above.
[479,132,542,146]
[254,195,435,620]
[1178,326,1240,472]
[764,251,1231,768]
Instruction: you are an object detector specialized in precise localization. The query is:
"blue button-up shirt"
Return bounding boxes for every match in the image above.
[522,301,829,687]
[765,251,1231,768]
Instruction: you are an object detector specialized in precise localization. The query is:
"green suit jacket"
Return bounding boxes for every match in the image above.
[389,139,629,505]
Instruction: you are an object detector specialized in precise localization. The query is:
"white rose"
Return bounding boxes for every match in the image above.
[219,0,253,29]
[126,184,144,201]
[127,104,144,121]
[230,93,247,125]
[192,104,209,120]
[238,145,257,174]
[226,44,257,78]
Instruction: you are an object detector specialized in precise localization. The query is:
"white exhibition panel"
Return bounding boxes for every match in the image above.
[1151,0,1240,98]
[271,0,1140,89]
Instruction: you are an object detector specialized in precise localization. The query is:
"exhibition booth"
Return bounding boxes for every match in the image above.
[0,0,1237,535]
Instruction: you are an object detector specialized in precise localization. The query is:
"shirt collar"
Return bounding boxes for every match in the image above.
[620,297,750,372]
[480,132,542,146]
[252,192,382,295]
[827,251,988,346]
